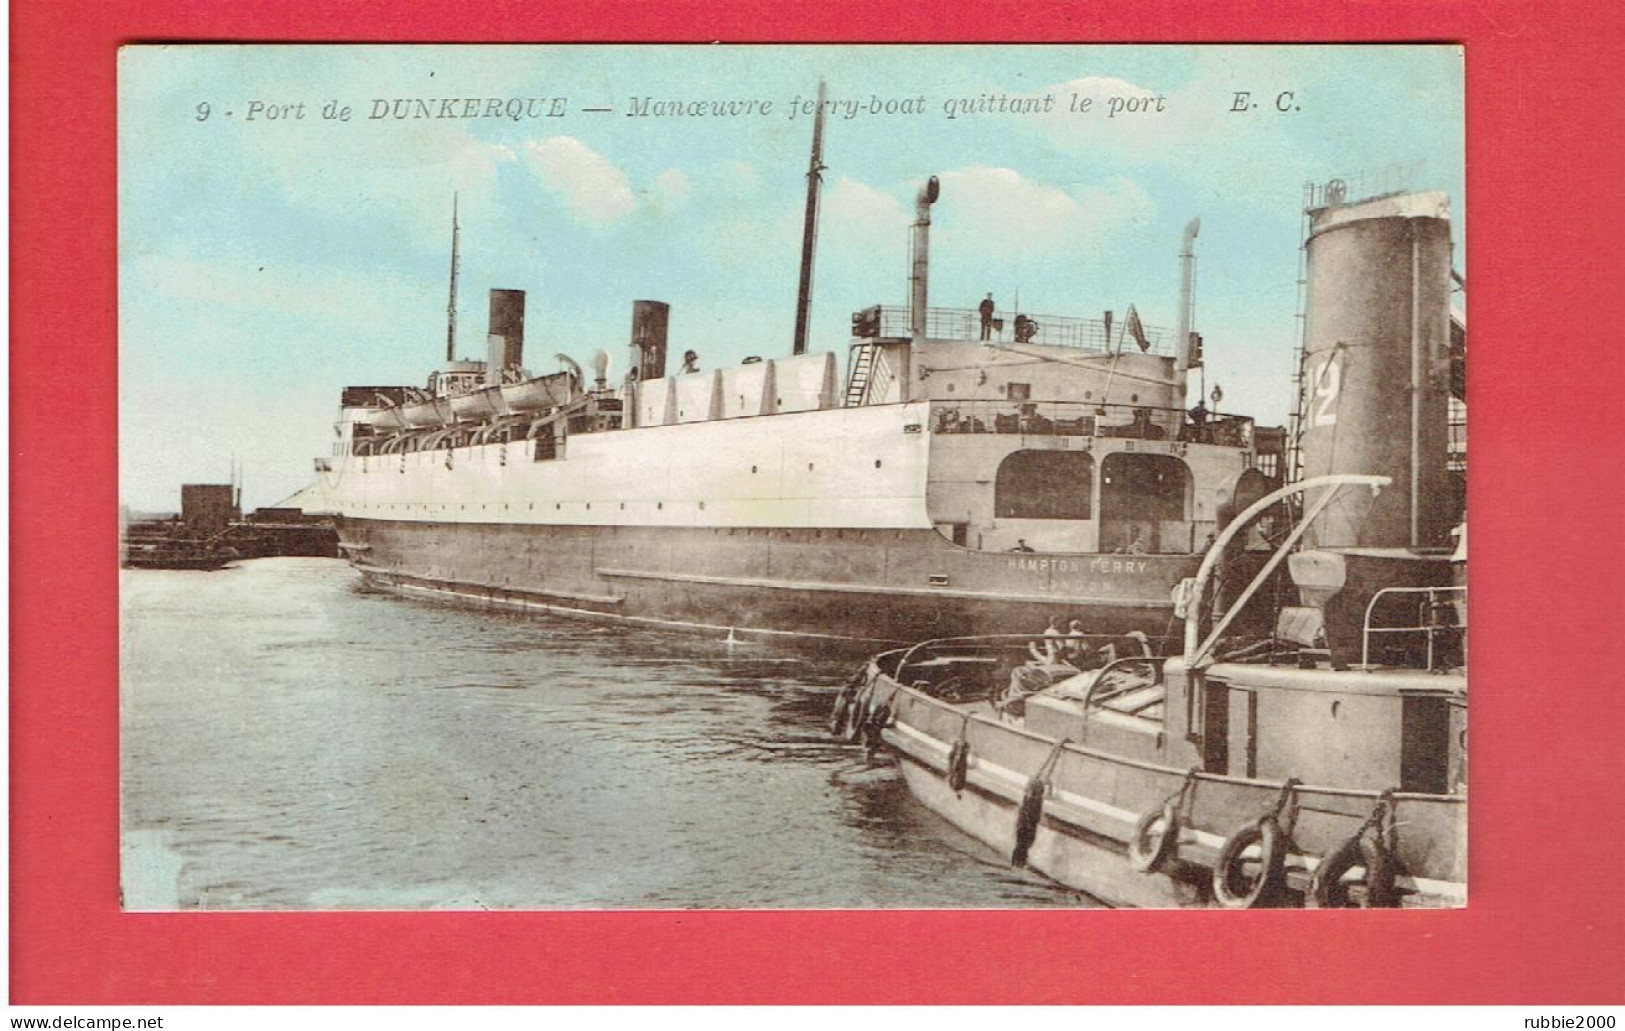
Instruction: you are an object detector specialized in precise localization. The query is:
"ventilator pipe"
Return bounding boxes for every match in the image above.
[1174,216,1201,407]
[909,176,940,343]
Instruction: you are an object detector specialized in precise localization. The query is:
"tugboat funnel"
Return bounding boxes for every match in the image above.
[909,176,940,343]
[1174,217,1201,394]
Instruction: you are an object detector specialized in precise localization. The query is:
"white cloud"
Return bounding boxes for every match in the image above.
[721,161,761,195]
[650,168,692,210]
[129,253,421,332]
[824,177,908,230]
[1030,76,1164,153]
[251,121,507,240]
[930,166,1155,259]
[520,136,638,228]
[816,177,912,277]
[1063,75,1158,103]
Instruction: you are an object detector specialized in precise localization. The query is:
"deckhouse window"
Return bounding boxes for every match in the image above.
[1099,453,1189,522]
[994,450,1094,519]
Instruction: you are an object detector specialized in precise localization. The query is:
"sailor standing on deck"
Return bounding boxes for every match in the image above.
[1063,619,1090,663]
[1028,615,1066,665]
[979,293,996,340]
[1187,399,1209,442]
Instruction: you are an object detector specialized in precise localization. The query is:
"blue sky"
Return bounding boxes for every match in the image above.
[119,44,1462,512]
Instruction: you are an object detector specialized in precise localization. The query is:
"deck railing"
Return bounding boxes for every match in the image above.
[928,399,1254,447]
[1361,585,1466,671]
[856,305,1175,355]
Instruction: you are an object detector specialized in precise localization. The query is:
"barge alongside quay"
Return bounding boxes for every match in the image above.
[841,187,1467,907]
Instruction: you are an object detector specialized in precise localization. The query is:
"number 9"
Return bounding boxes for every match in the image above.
[196,101,211,122]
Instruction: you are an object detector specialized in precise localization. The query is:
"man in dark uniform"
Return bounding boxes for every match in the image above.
[979,293,996,340]
[1187,399,1209,442]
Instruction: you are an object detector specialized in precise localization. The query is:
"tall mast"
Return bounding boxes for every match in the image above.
[791,80,827,356]
[1173,216,1201,408]
[445,193,461,363]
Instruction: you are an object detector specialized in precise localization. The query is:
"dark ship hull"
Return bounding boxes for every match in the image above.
[340,519,1204,647]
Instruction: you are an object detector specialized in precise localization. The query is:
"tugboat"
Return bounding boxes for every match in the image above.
[836,186,1466,908]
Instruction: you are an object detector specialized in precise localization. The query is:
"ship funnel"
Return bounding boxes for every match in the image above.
[1173,217,1201,399]
[628,300,670,382]
[1300,190,1453,550]
[909,176,940,343]
[486,288,526,386]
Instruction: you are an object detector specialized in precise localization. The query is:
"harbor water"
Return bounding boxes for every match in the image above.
[120,557,1094,910]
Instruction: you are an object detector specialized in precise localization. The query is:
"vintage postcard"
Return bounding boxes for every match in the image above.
[118,44,1465,911]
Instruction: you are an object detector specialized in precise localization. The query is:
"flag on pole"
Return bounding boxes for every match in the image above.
[1126,304,1150,352]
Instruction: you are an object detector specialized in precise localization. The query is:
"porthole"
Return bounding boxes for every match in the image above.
[751,465,758,473]
[874,459,882,468]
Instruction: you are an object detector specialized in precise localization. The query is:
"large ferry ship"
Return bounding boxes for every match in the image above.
[310,117,1285,645]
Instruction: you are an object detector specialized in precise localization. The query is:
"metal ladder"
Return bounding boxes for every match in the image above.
[1284,183,1314,484]
[844,343,877,406]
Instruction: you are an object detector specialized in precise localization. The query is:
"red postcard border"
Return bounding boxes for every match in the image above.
[12,0,1625,1005]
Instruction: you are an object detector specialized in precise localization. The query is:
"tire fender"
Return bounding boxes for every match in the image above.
[1128,802,1180,874]
[1212,815,1288,908]
[1307,832,1365,908]
[946,739,970,792]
